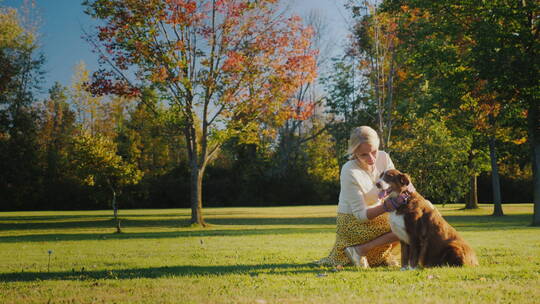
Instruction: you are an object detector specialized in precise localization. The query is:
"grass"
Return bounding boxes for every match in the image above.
[0,204,539,303]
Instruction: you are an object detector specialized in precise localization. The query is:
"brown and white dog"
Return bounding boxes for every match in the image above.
[376,169,478,269]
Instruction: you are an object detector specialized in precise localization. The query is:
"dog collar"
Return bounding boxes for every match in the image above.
[387,193,410,209]
[387,184,416,209]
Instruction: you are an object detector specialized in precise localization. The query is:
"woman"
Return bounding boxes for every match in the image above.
[317,126,400,267]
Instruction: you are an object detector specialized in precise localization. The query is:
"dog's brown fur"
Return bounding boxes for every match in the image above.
[381,169,479,268]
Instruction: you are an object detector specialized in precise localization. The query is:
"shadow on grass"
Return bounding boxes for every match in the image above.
[0,263,323,282]
[443,214,534,230]
[1,213,533,232]
[0,217,336,231]
[0,213,535,244]
[0,213,191,221]
[0,227,334,243]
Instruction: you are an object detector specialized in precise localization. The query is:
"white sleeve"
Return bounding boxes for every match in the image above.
[386,152,395,170]
[341,168,369,222]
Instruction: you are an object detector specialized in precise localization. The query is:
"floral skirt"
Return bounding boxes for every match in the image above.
[316,213,395,267]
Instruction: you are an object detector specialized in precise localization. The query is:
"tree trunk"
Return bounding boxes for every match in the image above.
[190,165,207,226]
[465,174,479,209]
[488,124,504,216]
[108,182,121,233]
[107,180,118,220]
[529,97,540,226]
[112,189,117,220]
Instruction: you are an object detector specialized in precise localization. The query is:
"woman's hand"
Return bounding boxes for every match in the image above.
[382,199,396,212]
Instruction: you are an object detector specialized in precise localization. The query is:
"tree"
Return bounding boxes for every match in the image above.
[71,61,130,139]
[304,121,340,200]
[83,0,317,226]
[0,6,43,104]
[347,0,403,150]
[274,10,331,176]
[69,131,142,230]
[380,0,530,213]
[461,0,539,221]
[322,55,375,164]
[117,91,185,177]
[0,5,44,210]
[391,114,470,204]
[37,82,78,206]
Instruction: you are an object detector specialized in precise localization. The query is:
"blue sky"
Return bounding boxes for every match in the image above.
[3,0,350,95]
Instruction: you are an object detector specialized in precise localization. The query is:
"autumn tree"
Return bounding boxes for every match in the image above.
[387,2,498,210]
[380,0,535,213]
[117,90,185,177]
[37,83,78,204]
[83,0,317,225]
[303,121,340,199]
[461,0,539,222]
[346,0,403,150]
[274,10,330,175]
[71,61,130,139]
[69,131,142,229]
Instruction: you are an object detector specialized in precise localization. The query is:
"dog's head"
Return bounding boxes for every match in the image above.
[376,169,411,199]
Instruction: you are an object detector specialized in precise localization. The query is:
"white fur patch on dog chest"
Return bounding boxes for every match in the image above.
[390,212,409,244]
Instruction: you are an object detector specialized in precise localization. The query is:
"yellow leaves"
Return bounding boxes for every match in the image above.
[151,66,169,82]
[459,92,477,110]
[175,40,185,50]
[421,79,430,92]
[180,75,192,91]
[305,130,339,183]
[84,175,95,186]
[70,132,142,187]
[0,8,35,49]
[222,51,246,73]
[396,69,408,81]
[87,0,317,151]
[459,103,470,111]
[511,137,527,145]
[455,66,469,73]
[260,128,277,139]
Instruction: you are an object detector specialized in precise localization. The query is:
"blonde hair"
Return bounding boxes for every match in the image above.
[347,126,380,160]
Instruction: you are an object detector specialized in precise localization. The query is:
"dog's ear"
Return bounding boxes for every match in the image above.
[400,173,411,186]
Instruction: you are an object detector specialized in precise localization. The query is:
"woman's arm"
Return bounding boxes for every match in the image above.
[342,161,395,222]
[340,165,370,222]
[363,152,396,220]
[366,200,393,220]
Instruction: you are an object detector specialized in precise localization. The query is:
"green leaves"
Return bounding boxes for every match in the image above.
[69,131,142,189]
[392,115,470,203]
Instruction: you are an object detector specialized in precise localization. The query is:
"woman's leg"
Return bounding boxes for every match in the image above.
[352,231,399,256]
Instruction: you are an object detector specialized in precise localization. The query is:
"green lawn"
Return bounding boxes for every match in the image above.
[1,204,539,303]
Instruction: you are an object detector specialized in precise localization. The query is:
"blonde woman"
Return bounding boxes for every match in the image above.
[317,126,400,267]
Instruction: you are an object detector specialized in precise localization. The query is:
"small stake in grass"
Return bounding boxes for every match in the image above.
[116,219,122,233]
[47,250,53,273]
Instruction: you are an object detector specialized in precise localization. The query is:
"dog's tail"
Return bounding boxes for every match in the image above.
[441,240,479,267]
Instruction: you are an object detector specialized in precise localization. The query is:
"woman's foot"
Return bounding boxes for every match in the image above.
[344,246,370,268]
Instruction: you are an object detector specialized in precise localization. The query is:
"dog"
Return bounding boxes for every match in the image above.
[376,169,478,269]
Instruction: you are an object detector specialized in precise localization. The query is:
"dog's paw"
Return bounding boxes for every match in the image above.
[359,256,370,269]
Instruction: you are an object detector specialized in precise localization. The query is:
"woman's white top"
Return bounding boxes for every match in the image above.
[337,151,395,223]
